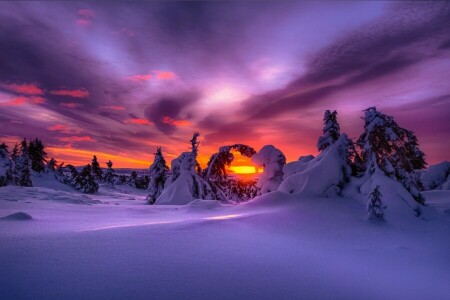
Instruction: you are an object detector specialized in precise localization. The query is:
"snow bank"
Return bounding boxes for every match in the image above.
[420,161,450,190]
[0,212,33,221]
[252,145,286,194]
[283,155,315,179]
[278,136,349,196]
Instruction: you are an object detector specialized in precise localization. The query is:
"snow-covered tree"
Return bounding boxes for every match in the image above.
[103,160,116,186]
[367,185,384,220]
[46,157,58,172]
[203,144,256,201]
[91,155,103,180]
[128,171,137,188]
[75,164,99,194]
[28,138,47,173]
[14,139,32,187]
[252,145,286,195]
[0,143,15,186]
[357,107,426,204]
[146,147,169,204]
[317,110,340,152]
[62,164,78,185]
[155,132,214,204]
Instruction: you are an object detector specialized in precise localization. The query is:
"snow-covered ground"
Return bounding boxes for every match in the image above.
[1,173,450,299]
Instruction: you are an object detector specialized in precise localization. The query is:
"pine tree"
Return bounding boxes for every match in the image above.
[28,138,47,173]
[146,147,169,204]
[367,185,384,220]
[46,157,58,172]
[128,171,137,187]
[75,164,99,194]
[103,160,116,186]
[0,143,15,186]
[357,107,426,204]
[91,155,103,180]
[62,164,78,185]
[317,110,340,152]
[14,139,32,187]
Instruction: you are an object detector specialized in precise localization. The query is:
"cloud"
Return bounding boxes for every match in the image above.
[144,92,199,135]
[57,135,94,142]
[162,116,190,127]
[154,71,176,80]
[50,88,90,98]
[126,74,152,82]
[100,105,126,111]
[0,95,45,106]
[78,9,95,19]
[125,118,153,125]
[1,82,43,95]
[47,124,73,134]
[59,102,82,109]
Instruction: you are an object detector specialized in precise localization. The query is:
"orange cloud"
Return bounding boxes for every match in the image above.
[57,136,94,142]
[59,102,82,108]
[125,118,153,125]
[1,83,43,95]
[126,74,152,82]
[154,71,176,80]
[101,105,126,111]
[50,88,89,98]
[162,116,190,126]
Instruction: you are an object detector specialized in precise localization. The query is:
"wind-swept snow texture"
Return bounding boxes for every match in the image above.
[1,173,450,300]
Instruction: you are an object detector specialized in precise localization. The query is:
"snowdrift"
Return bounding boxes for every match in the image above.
[420,161,450,190]
[278,136,349,197]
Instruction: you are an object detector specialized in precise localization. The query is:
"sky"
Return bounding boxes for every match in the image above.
[0,1,449,171]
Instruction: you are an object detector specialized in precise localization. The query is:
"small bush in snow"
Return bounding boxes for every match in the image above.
[367,185,384,220]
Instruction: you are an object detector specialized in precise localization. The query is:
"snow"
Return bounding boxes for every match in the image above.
[420,161,450,190]
[1,169,450,299]
[279,135,348,196]
[252,145,286,194]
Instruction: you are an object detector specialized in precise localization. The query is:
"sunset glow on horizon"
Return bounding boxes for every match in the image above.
[0,1,449,169]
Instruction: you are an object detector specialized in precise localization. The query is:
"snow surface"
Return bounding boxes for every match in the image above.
[420,161,450,190]
[1,173,450,299]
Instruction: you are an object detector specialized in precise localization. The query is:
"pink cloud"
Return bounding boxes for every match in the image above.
[125,118,153,125]
[50,88,89,98]
[59,102,82,109]
[0,96,46,106]
[78,9,95,18]
[126,74,152,82]
[162,116,190,126]
[76,19,92,27]
[1,82,43,95]
[101,105,126,111]
[47,124,71,133]
[154,71,176,80]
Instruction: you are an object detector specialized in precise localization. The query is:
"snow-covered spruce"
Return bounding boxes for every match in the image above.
[75,164,99,194]
[146,147,169,204]
[46,157,58,172]
[0,143,15,186]
[128,171,138,188]
[203,144,256,201]
[62,164,78,185]
[103,160,116,186]
[252,145,286,195]
[155,132,214,205]
[91,155,103,181]
[13,139,33,187]
[367,185,384,220]
[28,138,48,173]
[357,107,426,204]
[317,110,340,152]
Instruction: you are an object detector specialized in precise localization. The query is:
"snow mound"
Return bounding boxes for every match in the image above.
[278,136,348,196]
[1,212,33,221]
[252,145,286,194]
[420,161,450,190]
[283,155,315,179]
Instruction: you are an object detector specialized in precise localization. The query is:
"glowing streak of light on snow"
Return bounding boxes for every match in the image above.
[204,214,244,220]
[77,220,178,232]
